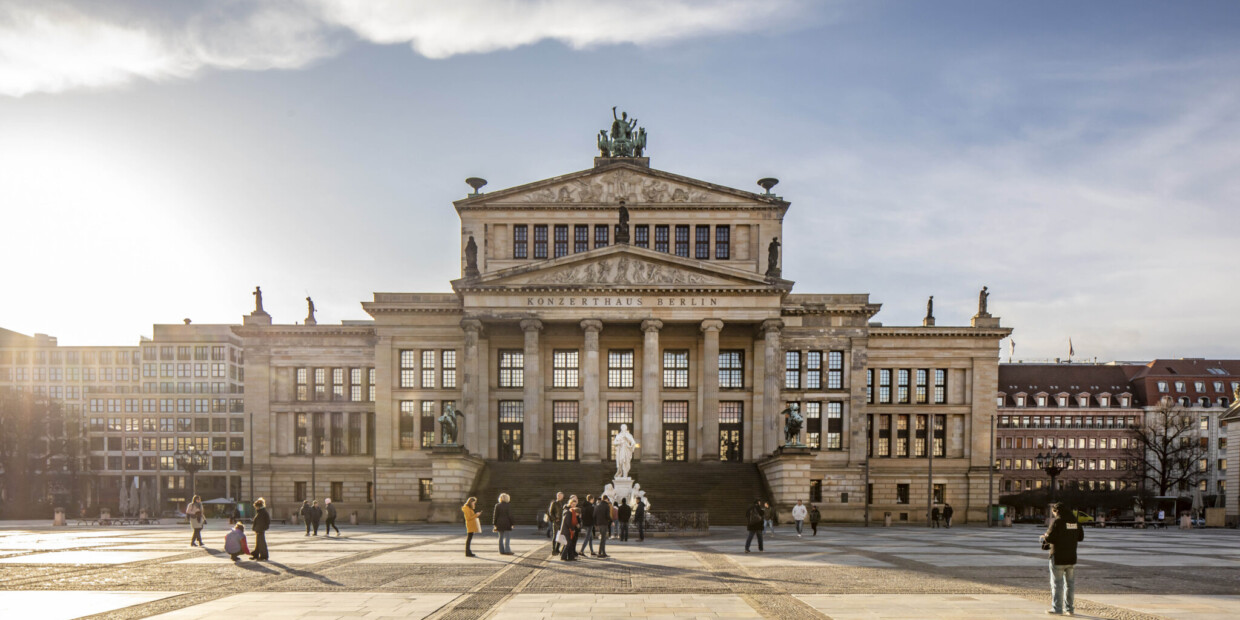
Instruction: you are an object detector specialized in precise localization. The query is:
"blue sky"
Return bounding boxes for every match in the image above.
[2,0,1238,362]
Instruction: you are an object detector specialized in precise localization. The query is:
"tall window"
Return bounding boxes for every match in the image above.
[915,369,928,404]
[421,402,436,448]
[533,224,548,259]
[914,414,927,457]
[554,224,569,257]
[608,350,634,388]
[314,368,327,400]
[499,350,524,388]
[715,225,730,259]
[804,402,821,449]
[513,224,528,259]
[399,351,416,388]
[553,350,579,388]
[878,414,891,456]
[785,351,801,389]
[441,350,457,389]
[574,225,590,253]
[594,224,609,248]
[295,413,308,455]
[827,351,843,389]
[663,350,689,388]
[421,351,435,389]
[695,225,709,259]
[866,369,873,404]
[879,369,892,404]
[296,368,308,400]
[654,225,669,253]
[897,369,910,404]
[895,414,909,457]
[825,402,843,450]
[332,368,345,400]
[805,351,822,390]
[674,225,690,257]
[350,368,363,402]
[934,369,947,404]
[369,368,376,402]
[933,414,946,457]
[719,350,743,389]
[635,225,649,248]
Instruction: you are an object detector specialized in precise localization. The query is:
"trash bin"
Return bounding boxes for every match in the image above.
[883,512,892,527]
[53,507,66,526]
[350,511,358,525]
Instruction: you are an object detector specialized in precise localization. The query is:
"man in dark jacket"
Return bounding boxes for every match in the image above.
[634,498,646,542]
[299,500,312,536]
[547,492,565,553]
[1041,502,1085,616]
[809,504,821,536]
[617,499,632,542]
[579,495,597,556]
[324,498,340,536]
[309,500,322,536]
[943,503,954,528]
[250,498,270,561]
[745,499,765,552]
[593,497,611,558]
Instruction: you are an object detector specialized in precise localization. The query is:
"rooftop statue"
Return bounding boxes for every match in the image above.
[252,286,266,315]
[597,107,647,158]
[978,286,990,316]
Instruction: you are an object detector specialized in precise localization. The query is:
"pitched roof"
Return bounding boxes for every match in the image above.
[1126,359,1240,380]
[998,363,1140,407]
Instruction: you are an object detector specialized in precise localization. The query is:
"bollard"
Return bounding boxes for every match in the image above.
[1180,515,1191,530]
[883,512,892,527]
[53,507,66,526]
[350,511,358,525]
[100,507,112,525]
[291,512,299,525]
[139,509,148,521]
[1002,515,1013,527]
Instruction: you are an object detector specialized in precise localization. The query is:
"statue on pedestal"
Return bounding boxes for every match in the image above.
[782,402,804,446]
[612,423,637,478]
[614,201,630,244]
[765,237,781,278]
[305,297,316,325]
[438,403,465,445]
[252,286,266,315]
[926,296,934,322]
[977,286,990,317]
[464,235,480,278]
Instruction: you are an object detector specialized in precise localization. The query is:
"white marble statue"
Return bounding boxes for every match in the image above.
[613,423,637,478]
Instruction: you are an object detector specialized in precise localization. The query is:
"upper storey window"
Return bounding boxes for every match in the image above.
[513,225,528,259]
[675,225,690,257]
[715,225,730,260]
[654,225,669,253]
[695,225,709,259]
[594,224,609,248]
[635,225,649,248]
[575,225,589,253]
[533,225,548,259]
[554,225,569,258]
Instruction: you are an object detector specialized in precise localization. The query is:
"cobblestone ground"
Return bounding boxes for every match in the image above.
[2,521,1239,619]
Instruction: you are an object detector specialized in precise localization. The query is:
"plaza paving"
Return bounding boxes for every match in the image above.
[1,521,1238,619]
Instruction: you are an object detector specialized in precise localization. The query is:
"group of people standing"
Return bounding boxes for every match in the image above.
[747,499,823,551]
[929,503,955,528]
[458,490,648,560]
[297,498,341,537]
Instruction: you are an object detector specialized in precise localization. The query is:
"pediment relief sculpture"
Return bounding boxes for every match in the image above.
[519,256,724,286]
[512,169,738,204]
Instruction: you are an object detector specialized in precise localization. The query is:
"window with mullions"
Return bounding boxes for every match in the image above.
[804,402,821,449]
[421,402,436,448]
[915,369,928,404]
[553,350,579,388]
[421,351,435,389]
[608,350,634,388]
[296,368,308,400]
[575,225,589,253]
[827,352,843,389]
[715,225,730,259]
[877,414,891,456]
[933,414,946,457]
[654,225,669,252]
[554,225,568,258]
[674,225,690,257]
[663,350,689,388]
[295,413,308,455]
[513,224,528,259]
[533,224,548,259]
[594,224,609,248]
[879,369,892,404]
[934,369,947,404]
[785,351,801,389]
[806,351,822,390]
[895,414,909,456]
[897,369,910,403]
[866,369,873,403]
[499,401,524,423]
[914,414,927,457]
[499,350,524,388]
[634,225,649,248]
[314,368,327,400]
[332,368,345,400]
[825,402,843,449]
[441,350,456,389]
[695,225,709,259]
[350,368,363,402]
[719,350,743,389]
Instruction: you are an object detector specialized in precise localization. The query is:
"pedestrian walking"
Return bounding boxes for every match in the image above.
[593,496,611,558]
[493,493,515,555]
[579,494,597,556]
[324,498,340,536]
[558,496,581,561]
[224,522,250,561]
[1040,502,1085,616]
[763,501,776,535]
[931,506,941,528]
[462,496,481,557]
[610,500,619,538]
[299,500,312,536]
[187,495,206,547]
[547,492,565,553]
[617,499,632,542]
[309,500,322,536]
[745,499,765,552]
[792,500,808,537]
[943,503,954,528]
[809,504,821,536]
[249,498,270,561]
[634,497,646,542]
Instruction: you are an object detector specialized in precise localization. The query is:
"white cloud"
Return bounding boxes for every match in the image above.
[0,0,801,97]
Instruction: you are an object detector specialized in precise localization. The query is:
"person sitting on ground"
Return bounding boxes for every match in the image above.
[224,522,250,561]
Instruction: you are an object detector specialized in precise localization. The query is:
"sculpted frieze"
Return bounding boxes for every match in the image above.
[517,169,729,204]
[525,256,716,286]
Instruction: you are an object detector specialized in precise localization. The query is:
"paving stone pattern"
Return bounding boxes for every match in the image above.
[1,522,1238,618]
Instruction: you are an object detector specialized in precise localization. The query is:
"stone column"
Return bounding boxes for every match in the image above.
[460,318,483,455]
[374,336,394,460]
[760,319,784,457]
[521,319,544,462]
[581,319,603,462]
[700,319,724,462]
[640,318,663,463]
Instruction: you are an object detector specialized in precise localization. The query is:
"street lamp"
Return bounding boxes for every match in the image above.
[174,446,210,497]
[1036,447,1072,504]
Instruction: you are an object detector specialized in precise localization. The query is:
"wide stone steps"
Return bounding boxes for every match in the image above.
[470,460,769,526]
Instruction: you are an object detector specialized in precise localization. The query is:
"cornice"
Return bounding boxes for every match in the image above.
[869,326,1014,338]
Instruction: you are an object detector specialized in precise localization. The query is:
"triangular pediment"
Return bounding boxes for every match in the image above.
[454,162,787,209]
[453,245,790,292]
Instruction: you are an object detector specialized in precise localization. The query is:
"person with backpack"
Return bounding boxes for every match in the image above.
[745,499,765,552]
[1041,502,1086,616]
[809,504,821,536]
[324,498,340,536]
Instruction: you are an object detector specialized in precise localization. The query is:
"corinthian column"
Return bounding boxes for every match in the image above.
[580,319,603,461]
[640,318,663,463]
[460,318,482,455]
[761,319,784,457]
[700,319,724,461]
[521,318,544,462]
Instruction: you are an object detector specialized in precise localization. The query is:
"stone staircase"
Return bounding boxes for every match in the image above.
[470,460,769,526]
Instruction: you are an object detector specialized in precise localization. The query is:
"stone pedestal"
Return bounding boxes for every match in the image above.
[758,449,814,522]
[428,450,485,523]
[970,315,1000,328]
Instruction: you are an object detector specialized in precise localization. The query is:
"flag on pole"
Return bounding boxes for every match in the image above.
[1068,338,1075,359]
[1009,339,1015,360]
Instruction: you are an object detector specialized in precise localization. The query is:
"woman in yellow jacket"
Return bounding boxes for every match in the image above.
[462,496,481,557]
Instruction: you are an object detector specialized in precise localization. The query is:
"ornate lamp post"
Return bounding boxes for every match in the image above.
[173,446,210,497]
[1036,448,1072,504]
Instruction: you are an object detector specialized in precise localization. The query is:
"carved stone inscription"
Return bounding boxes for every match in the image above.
[524,296,720,308]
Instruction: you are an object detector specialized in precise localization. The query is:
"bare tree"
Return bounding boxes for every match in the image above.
[0,390,86,517]
[1133,398,1206,497]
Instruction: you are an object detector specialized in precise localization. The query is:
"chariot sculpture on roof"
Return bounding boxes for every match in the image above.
[597,107,647,158]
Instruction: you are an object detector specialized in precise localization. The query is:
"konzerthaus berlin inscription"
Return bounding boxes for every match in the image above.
[236,112,1011,525]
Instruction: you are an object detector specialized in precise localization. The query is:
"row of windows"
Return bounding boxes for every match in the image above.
[397,351,456,390]
[89,399,244,414]
[868,413,947,458]
[998,415,1139,429]
[1003,479,1136,492]
[788,401,844,450]
[141,382,242,395]
[1157,380,1239,394]
[513,224,731,260]
[296,367,376,401]
[89,417,245,433]
[90,435,244,452]
[293,411,373,456]
[92,455,244,472]
[141,363,230,379]
[498,349,750,390]
[784,351,845,390]
[1,350,142,365]
[998,435,1134,451]
[1004,393,1133,408]
[141,346,238,362]
[0,366,142,382]
[867,369,948,405]
[996,457,1140,472]
[399,400,456,449]
[8,385,159,400]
